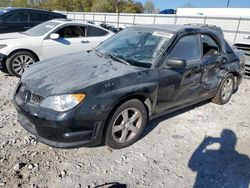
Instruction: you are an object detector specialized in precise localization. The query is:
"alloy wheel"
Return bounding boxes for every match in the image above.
[12,55,35,76]
[221,77,234,101]
[112,108,142,143]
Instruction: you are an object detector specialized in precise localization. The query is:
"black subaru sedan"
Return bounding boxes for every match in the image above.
[13,24,245,149]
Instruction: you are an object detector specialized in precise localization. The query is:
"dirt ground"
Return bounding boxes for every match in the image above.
[0,72,249,188]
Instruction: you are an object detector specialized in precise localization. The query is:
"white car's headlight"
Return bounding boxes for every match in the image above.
[0,44,7,50]
[40,94,86,112]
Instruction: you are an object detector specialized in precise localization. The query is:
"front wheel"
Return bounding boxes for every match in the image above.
[212,73,235,105]
[6,51,37,77]
[105,99,148,149]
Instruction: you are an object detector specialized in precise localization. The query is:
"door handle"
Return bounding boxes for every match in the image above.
[192,65,201,72]
[24,27,31,29]
[81,40,90,43]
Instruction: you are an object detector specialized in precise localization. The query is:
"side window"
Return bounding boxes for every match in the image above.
[5,12,29,22]
[169,35,201,62]
[87,26,108,37]
[30,13,49,22]
[201,35,220,56]
[56,26,86,38]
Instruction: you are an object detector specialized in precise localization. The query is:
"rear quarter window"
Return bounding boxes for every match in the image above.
[30,12,50,22]
[87,26,108,37]
[50,14,66,19]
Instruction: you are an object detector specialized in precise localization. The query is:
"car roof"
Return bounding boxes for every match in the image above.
[49,19,113,33]
[1,7,64,15]
[131,24,220,35]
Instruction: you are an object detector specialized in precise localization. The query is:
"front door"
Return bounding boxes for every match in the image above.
[42,25,91,59]
[3,12,30,33]
[156,34,203,114]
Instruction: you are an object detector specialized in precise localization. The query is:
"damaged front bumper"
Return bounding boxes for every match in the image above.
[14,104,106,149]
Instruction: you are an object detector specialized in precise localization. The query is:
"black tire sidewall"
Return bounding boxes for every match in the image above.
[6,51,37,77]
[105,99,147,149]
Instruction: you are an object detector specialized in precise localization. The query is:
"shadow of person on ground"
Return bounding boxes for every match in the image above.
[189,129,250,188]
[95,182,127,188]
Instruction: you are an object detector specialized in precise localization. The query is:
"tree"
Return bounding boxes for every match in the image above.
[0,0,11,7]
[91,0,114,12]
[11,0,28,7]
[144,0,156,14]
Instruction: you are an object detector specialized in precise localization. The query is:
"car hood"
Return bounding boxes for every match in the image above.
[21,52,145,96]
[0,32,29,40]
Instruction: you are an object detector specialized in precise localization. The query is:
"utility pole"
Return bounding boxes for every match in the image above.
[227,0,231,7]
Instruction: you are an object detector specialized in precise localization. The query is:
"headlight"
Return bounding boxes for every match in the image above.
[40,94,86,112]
[0,44,7,50]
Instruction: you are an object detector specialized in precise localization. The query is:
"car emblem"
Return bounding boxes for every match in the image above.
[20,85,26,93]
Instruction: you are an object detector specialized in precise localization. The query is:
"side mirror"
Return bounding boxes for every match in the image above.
[166,58,187,68]
[49,33,60,40]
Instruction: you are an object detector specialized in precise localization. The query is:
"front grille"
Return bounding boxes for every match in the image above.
[15,84,31,105]
[31,93,44,104]
[245,63,250,75]
[15,83,44,105]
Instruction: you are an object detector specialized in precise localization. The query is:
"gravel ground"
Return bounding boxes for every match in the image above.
[0,72,249,188]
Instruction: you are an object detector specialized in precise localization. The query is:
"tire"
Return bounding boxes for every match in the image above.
[212,73,235,105]
[105,99,148,149]
[6,51,38,77]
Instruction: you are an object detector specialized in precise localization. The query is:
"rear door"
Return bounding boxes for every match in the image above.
[200,34,225,97]
[29,11,50,28]
[42,24,88,59]
[84,25,110,49]
[156,34,203,113]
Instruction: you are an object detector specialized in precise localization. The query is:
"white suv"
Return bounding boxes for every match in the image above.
[0,19,114,77]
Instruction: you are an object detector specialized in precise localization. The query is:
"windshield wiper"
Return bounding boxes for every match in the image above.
[108,54,131,66]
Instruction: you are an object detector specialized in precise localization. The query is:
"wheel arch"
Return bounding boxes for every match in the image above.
[101,93,153,143]
[7,49,40,62]
[227,71,241,91]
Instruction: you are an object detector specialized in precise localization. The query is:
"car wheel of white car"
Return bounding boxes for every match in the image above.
[6,51,38,77]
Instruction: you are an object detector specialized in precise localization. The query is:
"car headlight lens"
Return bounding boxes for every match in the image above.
[40,94,86,112]
[0,44,7,50]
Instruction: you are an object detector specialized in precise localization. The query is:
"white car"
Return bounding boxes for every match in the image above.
[234,36,250,76]
[0,19,114,77]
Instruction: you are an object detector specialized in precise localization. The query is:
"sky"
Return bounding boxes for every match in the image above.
[139,0,250,9]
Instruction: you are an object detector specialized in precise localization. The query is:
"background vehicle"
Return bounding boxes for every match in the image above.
[233,36,250,76]
[0,19,114,77]
[14,24,244,149]
[0,7,66,33]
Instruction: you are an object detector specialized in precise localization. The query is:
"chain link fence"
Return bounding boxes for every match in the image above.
[59,11,250,44]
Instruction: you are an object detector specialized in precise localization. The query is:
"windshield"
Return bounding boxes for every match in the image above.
[23,21,60,36]
[96,27,173,68]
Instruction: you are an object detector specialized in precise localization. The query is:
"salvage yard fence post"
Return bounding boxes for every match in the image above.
[60,11,250,44]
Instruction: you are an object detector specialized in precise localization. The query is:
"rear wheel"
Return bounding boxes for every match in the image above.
[212,73,235,105]
[105,99,147,149]
[6,51,38,77]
